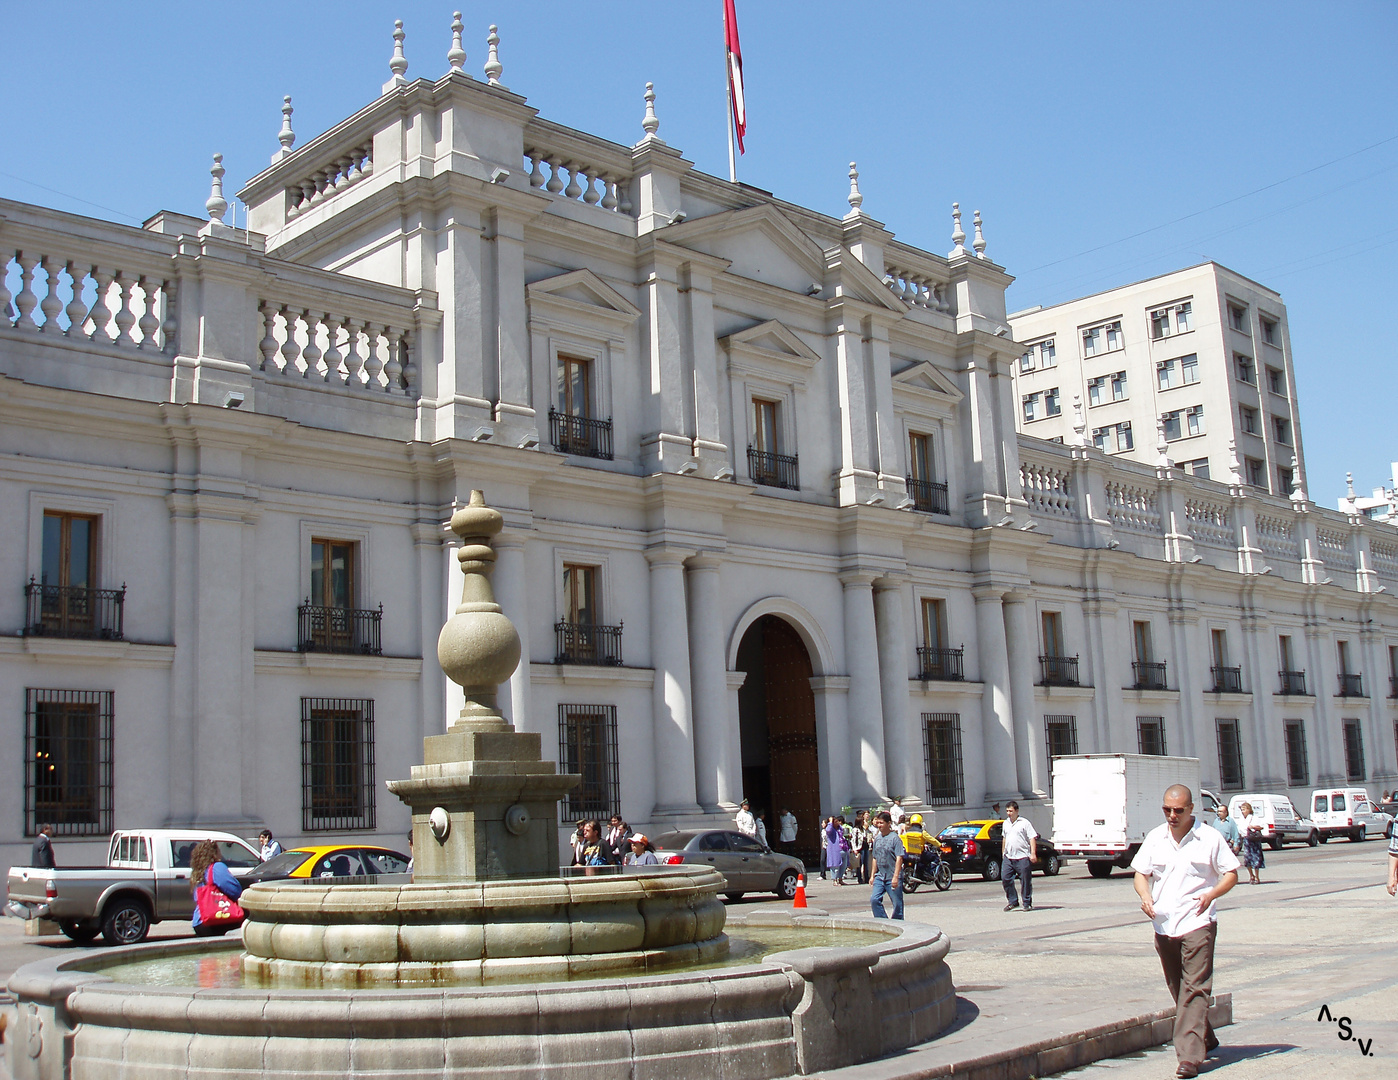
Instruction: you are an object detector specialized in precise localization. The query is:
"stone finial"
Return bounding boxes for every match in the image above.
[1346,471,1356,500]
[641,82,660,139]
[1156,415,1173,468]
[1290,454,1307,503]
[448,12,466,72]
[484,25,504,85]
[438,490,522,730]
[1071,394,1087,446]
[205,154,228,223]
[273,96,295,163]
[950,203,967,257]
[382,20,409,94]
[973,210,987,258]
[845,161,864,216]
[1227,438,1242,485]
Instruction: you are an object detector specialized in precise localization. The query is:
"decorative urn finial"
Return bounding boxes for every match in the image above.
[383,19,409,94]
[973,210,987,258]
[448,12,466,72]
[845,161,864,215]
[950,202,966,257]
[484,25,504,85]
[274,97,295,162]
[641,82,660,139]
[205,154,228,223]
[437,490,521,730]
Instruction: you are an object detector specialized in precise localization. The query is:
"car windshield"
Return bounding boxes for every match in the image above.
[251,850,313,876]
[939,825,981,839]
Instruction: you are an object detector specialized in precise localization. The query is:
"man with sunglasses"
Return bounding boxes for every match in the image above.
[1131,785,1239,1079]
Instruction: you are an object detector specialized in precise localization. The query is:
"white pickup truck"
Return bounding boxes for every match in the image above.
[5,829,261,944]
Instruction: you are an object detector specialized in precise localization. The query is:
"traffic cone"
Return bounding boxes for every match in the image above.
[792,873,808,909]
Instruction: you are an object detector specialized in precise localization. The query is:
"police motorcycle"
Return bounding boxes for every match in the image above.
[899,814,952,892]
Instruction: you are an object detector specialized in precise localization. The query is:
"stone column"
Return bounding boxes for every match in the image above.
[873,576,919,802]
[686,554,735,811]
[492,529,532,735]
[1003,593,1045,796]
[490,210,535,445]
[973,585,1020,799]
[840,569,889,802]
[648,546,701,815]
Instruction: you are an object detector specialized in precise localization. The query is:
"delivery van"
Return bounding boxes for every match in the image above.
[1227,793,1318,849]
[1310,787,1386,842]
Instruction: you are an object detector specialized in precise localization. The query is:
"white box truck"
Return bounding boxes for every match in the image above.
[1051,754,1218,878]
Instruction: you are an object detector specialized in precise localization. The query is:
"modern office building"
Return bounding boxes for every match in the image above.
[1009,264,1306,496]
[1341,465,1398,524]
[2,23,1396,871]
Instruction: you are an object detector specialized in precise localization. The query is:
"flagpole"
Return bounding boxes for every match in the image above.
[725,4,737,183]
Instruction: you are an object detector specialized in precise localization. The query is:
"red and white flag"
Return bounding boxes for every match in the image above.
[725,0,746,154]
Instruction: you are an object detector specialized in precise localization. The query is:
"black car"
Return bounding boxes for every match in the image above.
[936,820,1062,881]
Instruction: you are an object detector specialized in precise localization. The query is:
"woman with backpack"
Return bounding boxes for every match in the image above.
[188,839,245,937]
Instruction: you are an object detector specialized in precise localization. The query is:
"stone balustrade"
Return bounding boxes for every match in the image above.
[1018,435,1398,593]
[523,118,635,215]
[285,141,374,219]
[882,242,956,316]
[257,284,417,396]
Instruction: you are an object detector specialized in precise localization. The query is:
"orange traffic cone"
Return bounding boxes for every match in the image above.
[792,873,808,909]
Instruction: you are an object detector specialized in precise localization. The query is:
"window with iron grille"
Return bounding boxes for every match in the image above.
[921,712,965,806]
[1284,719,1309,787]
[24,689,113,837]
[1044,714,1077,791]
[301,698,376,831]
[1215,719,1245,791]
[559,704,619,819]
[1343,719,1365,782]
[1137,717,1167,756]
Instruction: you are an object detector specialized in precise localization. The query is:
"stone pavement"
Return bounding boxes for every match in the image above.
[3,839,1394,1078]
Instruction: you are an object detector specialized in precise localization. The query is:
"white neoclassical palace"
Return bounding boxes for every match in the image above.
[4,26,1398,866]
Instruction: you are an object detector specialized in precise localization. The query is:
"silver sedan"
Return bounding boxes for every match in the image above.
[650,829,804,900]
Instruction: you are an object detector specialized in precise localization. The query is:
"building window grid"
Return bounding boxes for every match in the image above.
[1137,717,1167,756]
[1216,718,1245,790]
[559,704,620,819]
[1044,387,1061,416]
[24,688,114,837]
[921,712,966,806]
[301,698,376,832]
[1236,354,1255,385]
[1082,320,1123,357]
[1180,354,1199,384]
[1150,301,1193,340]
[1284,719,1309,787]
[1044,714,1078,791]
[1343,720,1366,782]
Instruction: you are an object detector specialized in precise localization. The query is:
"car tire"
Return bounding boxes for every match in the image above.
[1351,828,1364,843]
[1043,853,1061,876]
[725,892,745,901]
[59,920,100,943]
[1307,831,1319,847]
[1318,833,1329,843]
[1087,861,1113,879]
[1269,837,1283,851]
[982,858,1001,882]
[934,864,952,891]
[100,897,151,946]
[777,869,799,901]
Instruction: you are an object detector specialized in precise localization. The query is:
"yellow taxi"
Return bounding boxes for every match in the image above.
[936,820,1061,881]
[242,845,410,883]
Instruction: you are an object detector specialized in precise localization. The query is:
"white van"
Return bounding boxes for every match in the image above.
[1228,794,1317,849]
[1310,788,1386,842]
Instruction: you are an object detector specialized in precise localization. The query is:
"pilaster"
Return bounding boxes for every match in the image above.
[872,576,918,802]
[686,553,735,811]
[971,582,1019,799]
[646,544,701,816]
[839,568,888,801]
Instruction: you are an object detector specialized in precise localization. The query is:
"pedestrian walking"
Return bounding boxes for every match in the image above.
[779,807,798,855]
[755,810,769,849]
[735,799,757,838]
[888,796,905,826]
[1388,813,1398,897]
[1208,804,1240,854]
[850,810,870,884]
[606,815,632,852]
[824,816,848,885]
[868,811,904,920]
[1238,801,1264,884]
[1000,801,1038,911]
[1131,785,1239,1078]
[819,816,830,879]
[30,823,56,868]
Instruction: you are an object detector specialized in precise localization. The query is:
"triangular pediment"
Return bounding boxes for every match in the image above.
[892,359,964,405]
[526,268,642,320]
[666,205,828,292]
[721,319,822,363]
[826,246,909,314]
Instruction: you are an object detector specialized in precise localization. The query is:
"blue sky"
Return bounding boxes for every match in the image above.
[5,2,1394,507]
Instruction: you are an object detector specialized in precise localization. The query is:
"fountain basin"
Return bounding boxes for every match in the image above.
[6,910,956,1080]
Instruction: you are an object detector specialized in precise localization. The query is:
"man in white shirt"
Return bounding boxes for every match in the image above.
[1131,784,1239,1079]
[888,797,905,826]
[1000,801,1038,911]
[778,808,798,854]
[734,799,757,838]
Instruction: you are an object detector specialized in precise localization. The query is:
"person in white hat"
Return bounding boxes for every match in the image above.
[624,833,659,866]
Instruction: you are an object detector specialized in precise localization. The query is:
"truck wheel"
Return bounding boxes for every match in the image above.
[1269,837,1283,851]
[1307,831,1319,847]
[100,898,151,945]
[59,920,100,943]
[981,858,1001,882]
[1087,861,1113,879]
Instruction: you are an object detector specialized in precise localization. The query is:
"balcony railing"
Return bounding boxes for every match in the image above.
[24,580,125,640]
[1039,654,1080,687]
[1132,660,1168,691]
[1210,666,1243,694]
[1278,669,1308,696]
[1338,672,1366,698]
[747,446,799,490]
[549,410,613,460]
[917,646,965,681]
[555,621,623,665]
[906,476,949,515]
[298,603,383,655]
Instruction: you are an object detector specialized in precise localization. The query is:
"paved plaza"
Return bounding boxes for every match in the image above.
[3,838,1396,1077]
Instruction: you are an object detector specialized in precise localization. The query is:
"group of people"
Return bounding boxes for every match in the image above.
[1206,801,1266,885]
[568,815,658,867]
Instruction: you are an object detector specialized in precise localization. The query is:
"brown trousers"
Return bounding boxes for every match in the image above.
[1153,922,1216,1065]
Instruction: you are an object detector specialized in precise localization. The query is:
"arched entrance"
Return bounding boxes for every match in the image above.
[736,615,821,866]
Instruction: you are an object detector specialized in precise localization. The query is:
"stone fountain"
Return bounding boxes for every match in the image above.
[6,493,958,1080]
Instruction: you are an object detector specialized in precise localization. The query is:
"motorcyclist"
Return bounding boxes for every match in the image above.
[901,814,938,880]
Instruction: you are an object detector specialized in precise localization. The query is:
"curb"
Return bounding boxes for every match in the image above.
[817,993,1231,1080]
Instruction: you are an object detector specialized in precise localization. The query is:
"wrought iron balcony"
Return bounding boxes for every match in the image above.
[24,580,125,640]
[917,646,965,681]
[555,620,623,666]
[549,409,614,460]
[1278,669,1308,696]
[1338,672,1365,698]
[1039,654,1080,687]
[1210,666,1242,694]
[1132,660,1168,691]
[747,446,799,490]
[905,476,949,515]
[298,603,383,655]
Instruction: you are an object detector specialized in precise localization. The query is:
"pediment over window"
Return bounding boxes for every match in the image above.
[526,268,642,335]
[667,204,827,294]
[892,358,963,418]
[721,319,822,385]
